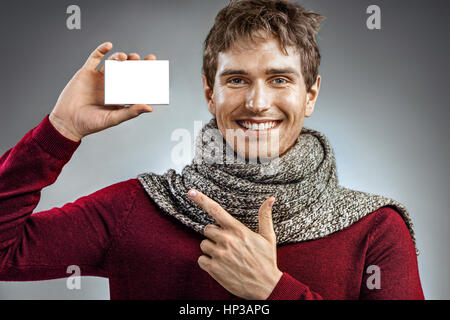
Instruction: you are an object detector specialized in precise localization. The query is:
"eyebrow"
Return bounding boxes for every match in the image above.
[219,68,300,78]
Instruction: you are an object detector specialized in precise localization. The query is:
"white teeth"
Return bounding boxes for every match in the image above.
[238,121,279,130]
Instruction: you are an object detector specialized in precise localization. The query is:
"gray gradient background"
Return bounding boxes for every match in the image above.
[0,0,448,299]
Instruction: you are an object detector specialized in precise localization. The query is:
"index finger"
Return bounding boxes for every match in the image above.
[187,189,243,229]
[83,42,113,71]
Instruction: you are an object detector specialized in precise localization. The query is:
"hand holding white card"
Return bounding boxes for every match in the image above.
[105,60,170,105]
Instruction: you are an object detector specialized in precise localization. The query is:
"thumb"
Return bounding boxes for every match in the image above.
[258,196,276,244]
[107,104,153,126]
[83,42,113,71]
[128,104,153,115]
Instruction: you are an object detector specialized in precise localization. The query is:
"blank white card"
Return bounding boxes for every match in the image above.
[104,60,169,105]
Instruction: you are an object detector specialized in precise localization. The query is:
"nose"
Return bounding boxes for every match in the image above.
[245,81,271,113]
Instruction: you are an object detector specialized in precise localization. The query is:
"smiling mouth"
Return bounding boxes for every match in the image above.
[236,119,282,132]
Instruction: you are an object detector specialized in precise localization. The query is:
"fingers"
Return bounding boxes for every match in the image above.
[83,42,113,71]
[99,52,157,73]
[200,239,216,257]
[187,189,243,229]
[198,255,212,271]
[203,224,223,243]
[98,51,127,73]
[144,54,157,60]
[127,53,141,60]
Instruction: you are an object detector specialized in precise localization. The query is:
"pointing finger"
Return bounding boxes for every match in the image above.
[187,189,243,229]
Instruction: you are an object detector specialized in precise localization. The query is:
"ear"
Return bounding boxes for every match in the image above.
[304,75,321,118]
[202,74,216,116]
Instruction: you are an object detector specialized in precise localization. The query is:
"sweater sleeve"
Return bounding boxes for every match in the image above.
[266,272,324,300]
[359,206,425,300]
[0,114,132,280]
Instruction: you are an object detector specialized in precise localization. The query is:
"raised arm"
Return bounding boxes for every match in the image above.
[0,42,156,280]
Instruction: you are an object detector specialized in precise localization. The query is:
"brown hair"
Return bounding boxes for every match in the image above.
[202,0,325,91]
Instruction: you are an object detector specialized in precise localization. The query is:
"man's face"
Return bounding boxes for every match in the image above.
[202,36,321,160]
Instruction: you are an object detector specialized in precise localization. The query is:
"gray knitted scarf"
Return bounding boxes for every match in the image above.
[137,118,419,255]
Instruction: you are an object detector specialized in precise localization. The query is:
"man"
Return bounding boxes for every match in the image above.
[0,0,423,299]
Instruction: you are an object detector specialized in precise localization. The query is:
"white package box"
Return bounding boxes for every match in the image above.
[104,60,169,105]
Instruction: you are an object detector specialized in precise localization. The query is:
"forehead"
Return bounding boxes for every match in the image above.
[216,37,301,73]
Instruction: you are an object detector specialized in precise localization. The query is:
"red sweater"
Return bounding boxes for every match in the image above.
[0,115,424,300]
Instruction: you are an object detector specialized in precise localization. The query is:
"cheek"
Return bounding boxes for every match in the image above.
[275,90,305,121]
[214,88,245,113]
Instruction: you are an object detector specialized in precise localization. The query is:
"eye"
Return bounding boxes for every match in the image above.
[271,78,288,85]
[228,78,246,85]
